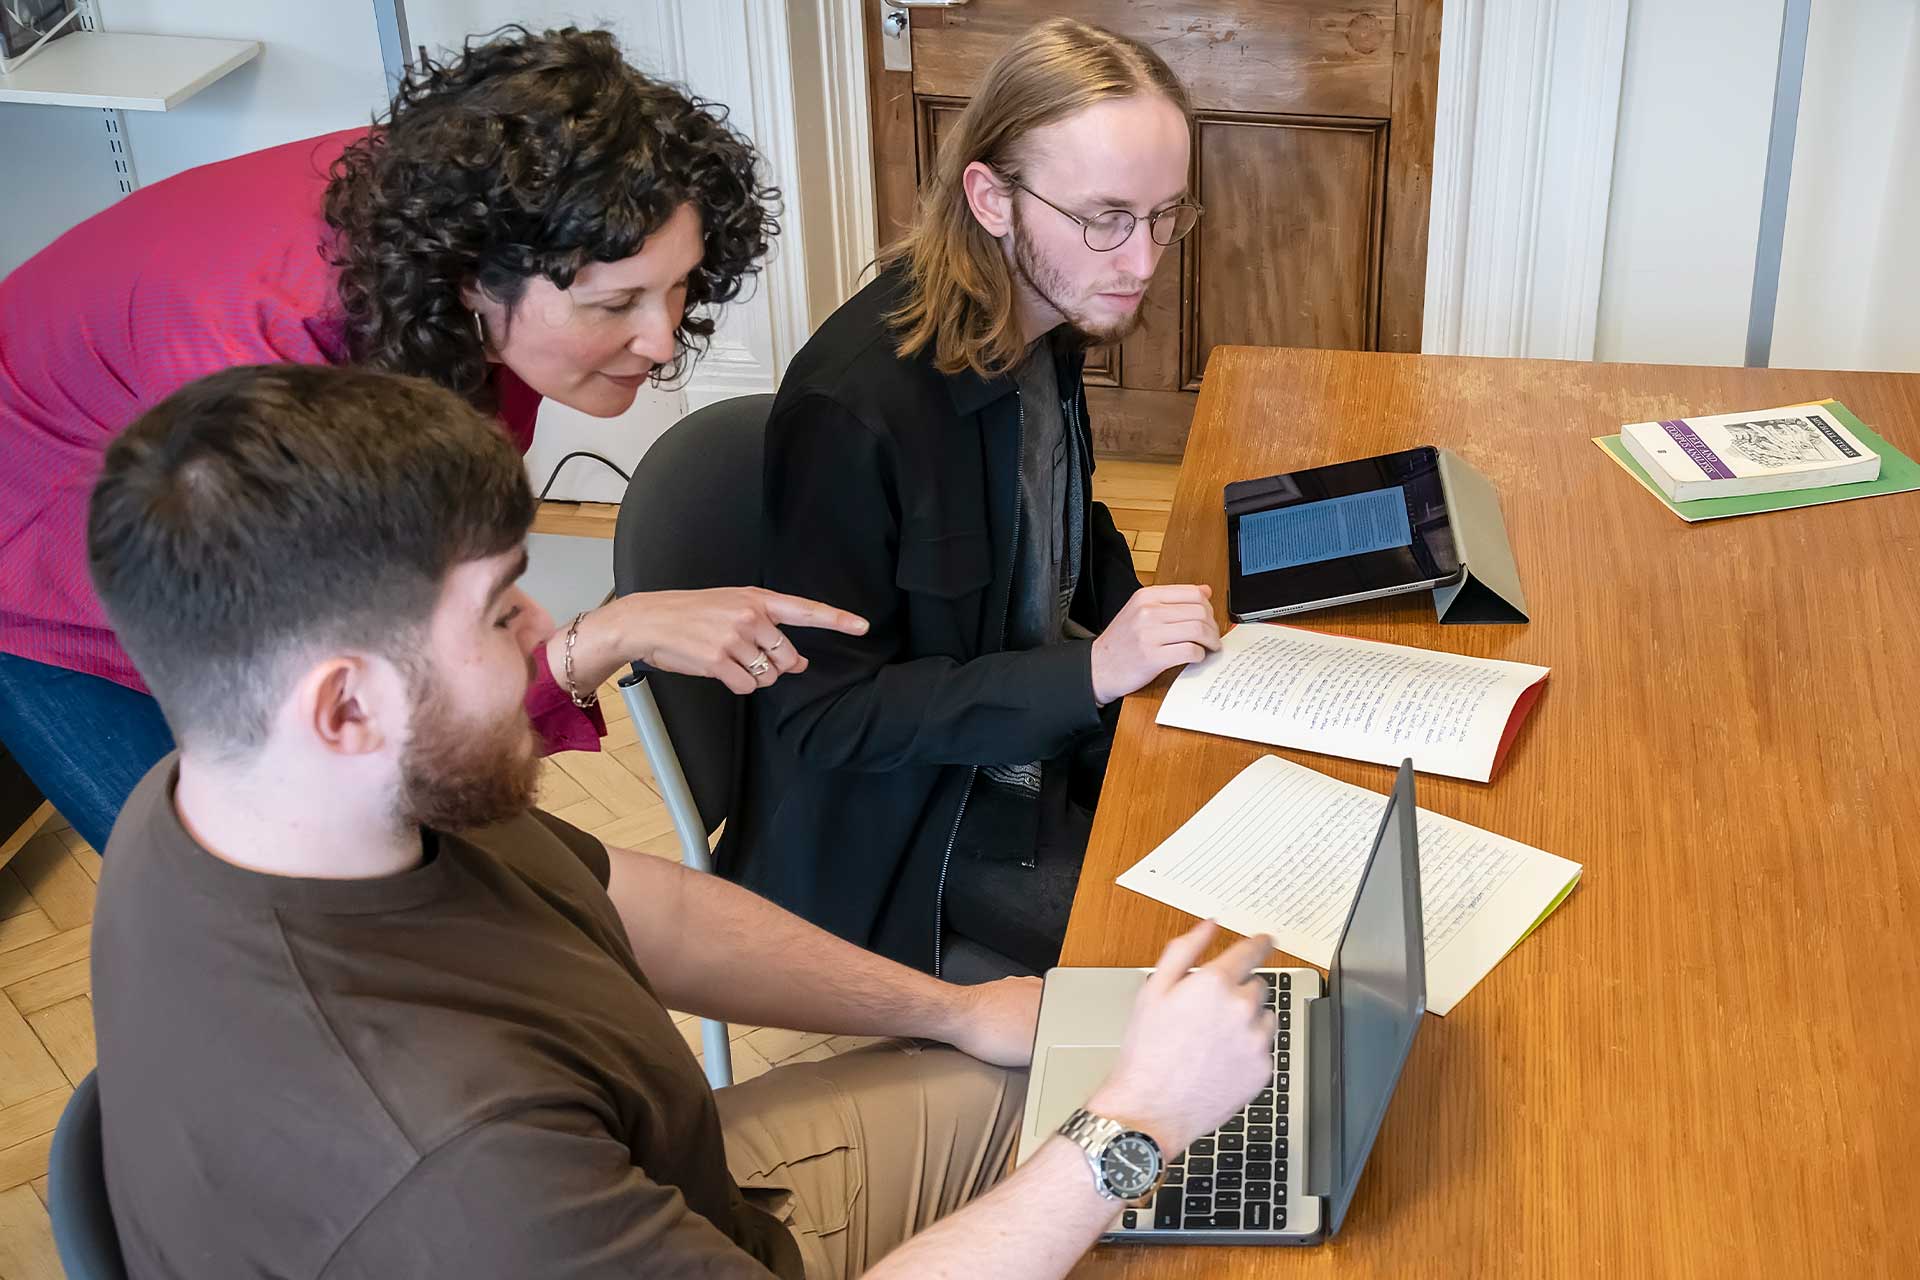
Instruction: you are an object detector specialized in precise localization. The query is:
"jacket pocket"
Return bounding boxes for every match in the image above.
[894,530,992,599]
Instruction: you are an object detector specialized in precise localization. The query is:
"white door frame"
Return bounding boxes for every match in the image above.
[666,0,804,408]
[786,0,883,323]
[672,0,880,405]
[1422,0,1632,360]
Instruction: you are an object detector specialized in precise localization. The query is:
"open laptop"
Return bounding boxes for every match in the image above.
[1015,760,1427,1244]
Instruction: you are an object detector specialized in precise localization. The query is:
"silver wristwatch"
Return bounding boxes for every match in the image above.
[1059,1107,1164,1201]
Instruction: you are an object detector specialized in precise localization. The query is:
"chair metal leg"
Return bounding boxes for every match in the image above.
[619,673,733,1089]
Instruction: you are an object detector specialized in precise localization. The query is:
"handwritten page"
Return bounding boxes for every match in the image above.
[1116,756,1581,1014]
[1156,624,1549,782]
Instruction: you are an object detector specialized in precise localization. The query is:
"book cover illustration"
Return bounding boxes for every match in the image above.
[1717,413,1864,471]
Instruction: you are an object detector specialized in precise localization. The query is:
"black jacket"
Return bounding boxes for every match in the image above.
[717,270,1142,973]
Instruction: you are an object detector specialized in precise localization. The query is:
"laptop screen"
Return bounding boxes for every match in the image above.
[1326,762,1428,1234]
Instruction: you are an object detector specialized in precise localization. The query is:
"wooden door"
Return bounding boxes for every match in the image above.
[863,0,1443,458]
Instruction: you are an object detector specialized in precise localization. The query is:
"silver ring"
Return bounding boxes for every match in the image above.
[766,636,787,653]
[747,655,772,677]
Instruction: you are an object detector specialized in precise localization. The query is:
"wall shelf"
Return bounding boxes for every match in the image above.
[0,32,260,111]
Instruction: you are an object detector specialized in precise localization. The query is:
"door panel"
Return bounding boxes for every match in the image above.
[1187,116,1386,383]
[866,0,1440,457]
[1119,238,1184,392]
[909,0,1399,118]
[1082,343,1122,386]
[917,97,968,184]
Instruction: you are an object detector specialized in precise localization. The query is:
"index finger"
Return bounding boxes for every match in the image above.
[759,592,871,635]
[1204,932,1274,983]
[1144,918,1219,995]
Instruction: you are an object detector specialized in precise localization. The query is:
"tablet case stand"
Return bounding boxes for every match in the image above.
[1433,449,1529,624]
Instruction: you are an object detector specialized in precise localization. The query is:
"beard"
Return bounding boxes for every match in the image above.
[1009,207,1150,347]
[395,664,541,833]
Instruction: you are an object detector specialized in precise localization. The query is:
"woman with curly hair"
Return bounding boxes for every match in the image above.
[0,26,862,853]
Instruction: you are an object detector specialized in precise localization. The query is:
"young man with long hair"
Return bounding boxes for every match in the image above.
[731,20,1222,979]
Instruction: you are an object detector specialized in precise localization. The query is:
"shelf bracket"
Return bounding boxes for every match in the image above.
[73,0,137,196]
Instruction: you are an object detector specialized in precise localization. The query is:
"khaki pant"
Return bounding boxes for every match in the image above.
[715,1040,1027,1279]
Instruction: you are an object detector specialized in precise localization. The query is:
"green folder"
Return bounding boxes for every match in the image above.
[1593,400,1920,522]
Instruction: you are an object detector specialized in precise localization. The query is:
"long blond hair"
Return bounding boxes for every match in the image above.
[884,19,1190,379]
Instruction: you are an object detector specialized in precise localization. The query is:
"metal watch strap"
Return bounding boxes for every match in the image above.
[1059,1108,1128,1197]
[1060,1107,1126,1151]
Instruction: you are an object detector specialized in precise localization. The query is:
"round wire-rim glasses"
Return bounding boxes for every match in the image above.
[1009,178,1204,252]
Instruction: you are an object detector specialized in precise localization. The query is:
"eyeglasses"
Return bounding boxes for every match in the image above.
[1008,179,1204,252]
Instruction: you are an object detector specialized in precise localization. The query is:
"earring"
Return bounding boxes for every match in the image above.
[471,309,488,348]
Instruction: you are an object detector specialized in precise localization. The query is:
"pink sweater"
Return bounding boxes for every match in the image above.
[0,128,603,752]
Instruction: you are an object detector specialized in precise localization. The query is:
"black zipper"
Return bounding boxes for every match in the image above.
[931,387,1027,978]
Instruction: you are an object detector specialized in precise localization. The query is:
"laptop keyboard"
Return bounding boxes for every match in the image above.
[1130,972,1292,1234]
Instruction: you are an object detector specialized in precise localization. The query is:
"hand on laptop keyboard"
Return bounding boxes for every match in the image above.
[1083,920,1278,1155]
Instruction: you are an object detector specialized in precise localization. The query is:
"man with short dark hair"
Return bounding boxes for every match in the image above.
[88,363,1275,1278]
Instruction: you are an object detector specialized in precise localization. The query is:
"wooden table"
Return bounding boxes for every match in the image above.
[1061,347,1920,1277]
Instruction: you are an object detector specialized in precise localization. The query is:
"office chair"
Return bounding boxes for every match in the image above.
[612,398,1026,1084]
[612,396,776,1088]
[48,1070,129,1280]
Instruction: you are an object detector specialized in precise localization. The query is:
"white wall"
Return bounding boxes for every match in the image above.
[1860,16,1920,374]
[1595,0,1920,373]
[105,2,389,187]
[405,1,677,85]
[1771,0,1920,373]
[0,104,125,272]
[1,3,389,275]
[1594,0,1784,366]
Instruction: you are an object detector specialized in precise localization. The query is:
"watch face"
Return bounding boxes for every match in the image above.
[1100,1132,1163,1198]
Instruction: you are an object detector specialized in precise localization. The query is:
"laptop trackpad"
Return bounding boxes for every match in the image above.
[1035,1046,1122,1134]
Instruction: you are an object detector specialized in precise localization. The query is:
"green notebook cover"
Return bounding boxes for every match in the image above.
[1593,401,1920,522]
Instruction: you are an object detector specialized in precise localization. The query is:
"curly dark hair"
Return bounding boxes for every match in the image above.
[323,26,778,407]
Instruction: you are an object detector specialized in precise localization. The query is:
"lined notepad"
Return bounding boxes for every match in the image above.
[1117,756,1581,1014]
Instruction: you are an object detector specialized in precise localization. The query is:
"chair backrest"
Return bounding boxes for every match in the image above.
[49,1070,129,1280]
[612,394,773,835]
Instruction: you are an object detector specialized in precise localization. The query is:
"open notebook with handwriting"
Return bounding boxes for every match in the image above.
[1156,624,1549,783]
